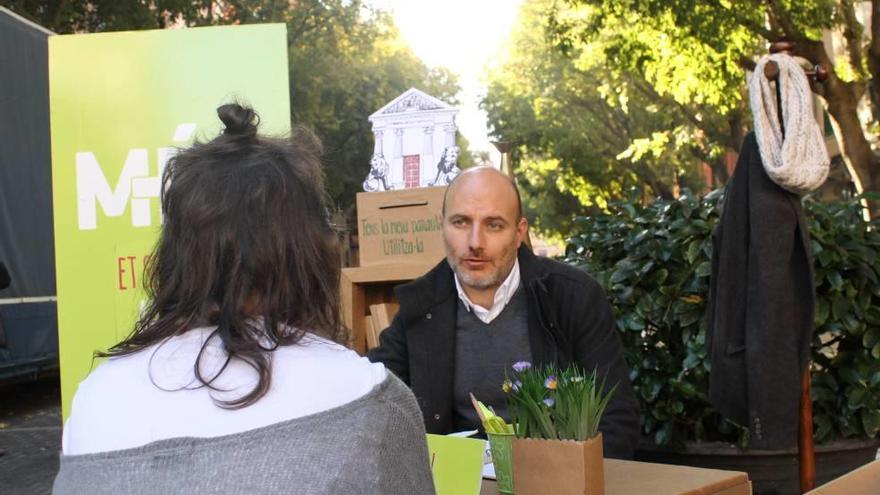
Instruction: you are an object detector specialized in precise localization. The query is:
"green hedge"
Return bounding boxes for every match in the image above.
[564,190,880,448]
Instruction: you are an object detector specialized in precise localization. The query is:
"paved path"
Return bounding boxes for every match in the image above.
[0,377,61,495]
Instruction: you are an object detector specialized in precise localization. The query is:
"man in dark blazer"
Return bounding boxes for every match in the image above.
[368,167,640,459]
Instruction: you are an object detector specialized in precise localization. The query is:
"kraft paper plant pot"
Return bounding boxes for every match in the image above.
[511,433,604,495]
[487,432,515,494]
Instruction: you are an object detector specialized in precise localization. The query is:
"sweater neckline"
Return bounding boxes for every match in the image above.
[59,373,400,462]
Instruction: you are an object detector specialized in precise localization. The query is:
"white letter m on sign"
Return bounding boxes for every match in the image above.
[75,149,160,230]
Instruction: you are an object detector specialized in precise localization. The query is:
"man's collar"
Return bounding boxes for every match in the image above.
[400,245,539,316]
[514,244,542,283]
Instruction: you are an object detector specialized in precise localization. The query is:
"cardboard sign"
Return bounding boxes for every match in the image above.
[807,459,880,495]
[49,24,291,417]
[603,459,750,495]
[356,186,447,267]
[427,433,485,495]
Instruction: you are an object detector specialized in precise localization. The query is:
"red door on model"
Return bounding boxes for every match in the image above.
[403,155,420,188]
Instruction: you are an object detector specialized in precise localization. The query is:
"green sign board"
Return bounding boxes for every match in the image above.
[49,24,291,417]
[427,434,486,495]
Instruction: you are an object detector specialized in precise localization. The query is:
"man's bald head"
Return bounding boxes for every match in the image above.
[441,166,523,220]
[440,166,528,306]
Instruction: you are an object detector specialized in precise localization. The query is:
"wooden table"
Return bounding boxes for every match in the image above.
[479,459,752,495]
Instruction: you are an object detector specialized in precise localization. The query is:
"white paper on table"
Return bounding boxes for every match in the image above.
[481,440,496,479]
[447,430,479,438]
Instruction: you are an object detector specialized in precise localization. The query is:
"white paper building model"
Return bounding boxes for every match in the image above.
[363,88,461,191]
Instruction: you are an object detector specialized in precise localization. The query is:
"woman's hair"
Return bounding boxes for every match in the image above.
[98,103,344,408]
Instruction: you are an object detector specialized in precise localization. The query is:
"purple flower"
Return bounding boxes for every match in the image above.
[542,397,555,408]
[544,375,558,390]
[512,380,522,392]
[512,361,532,373]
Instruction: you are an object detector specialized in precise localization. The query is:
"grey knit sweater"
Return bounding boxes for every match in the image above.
[53,374,436,495]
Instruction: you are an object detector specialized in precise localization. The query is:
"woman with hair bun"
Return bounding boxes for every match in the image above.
[53,104,436,495]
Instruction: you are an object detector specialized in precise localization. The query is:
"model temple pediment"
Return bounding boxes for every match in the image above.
[363,88,461,191]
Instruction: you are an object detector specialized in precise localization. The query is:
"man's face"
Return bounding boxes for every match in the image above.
[443,170,527,296]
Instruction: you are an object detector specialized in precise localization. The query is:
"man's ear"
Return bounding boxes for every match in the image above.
[515,217,529,246]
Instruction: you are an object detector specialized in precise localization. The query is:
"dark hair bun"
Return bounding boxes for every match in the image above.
[217,103,258,137]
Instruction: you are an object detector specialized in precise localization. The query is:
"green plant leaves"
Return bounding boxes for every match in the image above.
[565,192,880,446]
[848,387,868,409]
[694,261,711,278]
[505,364,616,441]
[815,300,830,326]
[860,409,880,438]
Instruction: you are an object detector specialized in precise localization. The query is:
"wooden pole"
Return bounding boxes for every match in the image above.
[762,41,821,493]
[799,367,816,492]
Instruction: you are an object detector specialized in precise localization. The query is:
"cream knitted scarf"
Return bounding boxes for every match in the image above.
[749,54,830,194]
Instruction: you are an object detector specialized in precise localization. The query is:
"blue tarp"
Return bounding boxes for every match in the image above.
[0,302,58,381]
[0,8,54,299]
[0,8,57,382]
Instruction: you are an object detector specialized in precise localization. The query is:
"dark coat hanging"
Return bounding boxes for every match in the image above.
[705,132,815,450]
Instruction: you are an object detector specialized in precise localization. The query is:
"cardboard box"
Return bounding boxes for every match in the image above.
[367,302,399,349]
[356,186,447,267]
[512,434,604,495]
[364,315,376,350]
[480,458,751,495]
[341,262,435,354]
[806,459,880,495]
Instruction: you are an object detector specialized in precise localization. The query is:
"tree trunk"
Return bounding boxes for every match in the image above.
[643,169,675,199]
[797,41,880,214]
[868,0,880,125]
[713,110,749,187]
[824,91,880,215]
[708,156,730,188]
[625,163,674,199]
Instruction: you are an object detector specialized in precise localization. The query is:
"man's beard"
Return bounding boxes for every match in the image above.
[446,255,508,291]
[446,251,515,290]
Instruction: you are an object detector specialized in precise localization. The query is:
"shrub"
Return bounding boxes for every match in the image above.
[564,190,880,448]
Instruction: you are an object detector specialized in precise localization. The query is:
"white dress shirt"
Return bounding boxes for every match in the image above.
[62,329,387,455]
[454,259,521,324]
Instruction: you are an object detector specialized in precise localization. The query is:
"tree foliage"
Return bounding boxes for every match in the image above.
[560,0,880,213]
[483,0,739,235]
[281,1,460,205]
[2,0,462,211]
[488,0,880,233]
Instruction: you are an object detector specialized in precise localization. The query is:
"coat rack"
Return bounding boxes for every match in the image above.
[762,40,827,494]
[762,41,829,140]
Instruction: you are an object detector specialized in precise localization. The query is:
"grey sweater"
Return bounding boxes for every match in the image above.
[53,374,436,495]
